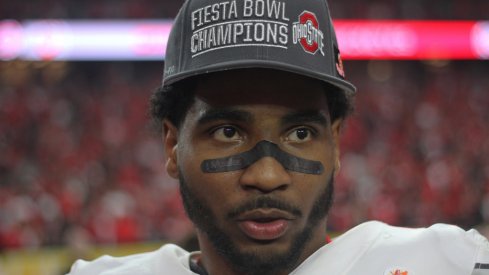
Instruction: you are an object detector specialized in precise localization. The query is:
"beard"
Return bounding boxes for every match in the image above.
[179,171,335,275]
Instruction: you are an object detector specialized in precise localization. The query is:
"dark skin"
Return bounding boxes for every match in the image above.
[163,69,342,275]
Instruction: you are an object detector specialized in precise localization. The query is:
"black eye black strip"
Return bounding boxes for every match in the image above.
[201,140,324,175]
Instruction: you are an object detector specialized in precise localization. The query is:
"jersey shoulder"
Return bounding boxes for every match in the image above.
[364,221,489,253]
[293,221,489,275]
[350,221,489,274]
[355,220,487,244]
[66,244,194,275]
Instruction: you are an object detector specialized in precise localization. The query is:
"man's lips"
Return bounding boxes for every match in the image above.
[235,209,296,241]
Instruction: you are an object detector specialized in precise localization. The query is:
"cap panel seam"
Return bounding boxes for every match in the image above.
[178,0,191,75]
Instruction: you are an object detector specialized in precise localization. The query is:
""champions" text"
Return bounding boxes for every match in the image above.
[190,0,290,57]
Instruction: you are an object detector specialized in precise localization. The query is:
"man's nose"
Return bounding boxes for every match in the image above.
[239,156,292,193]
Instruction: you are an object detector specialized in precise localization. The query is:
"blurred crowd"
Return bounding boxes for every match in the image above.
[2,0,488,20]
[1,59,488,250]
[330,60,489,232]
[0,61,192,249]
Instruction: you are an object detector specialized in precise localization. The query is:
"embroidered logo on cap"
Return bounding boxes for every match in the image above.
[292,11,325,56]
[189,0,291,58]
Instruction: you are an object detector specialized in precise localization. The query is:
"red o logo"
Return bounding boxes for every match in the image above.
[299,11,319,54]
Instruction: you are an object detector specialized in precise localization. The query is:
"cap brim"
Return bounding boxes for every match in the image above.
[164,60,356,95]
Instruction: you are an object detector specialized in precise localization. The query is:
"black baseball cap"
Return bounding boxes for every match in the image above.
[163,0,356,95]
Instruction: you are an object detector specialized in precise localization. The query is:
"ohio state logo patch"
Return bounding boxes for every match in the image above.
[292,11,325,56]
[384,268,410,275]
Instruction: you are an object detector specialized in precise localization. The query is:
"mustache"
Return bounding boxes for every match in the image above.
[227,196,303,220]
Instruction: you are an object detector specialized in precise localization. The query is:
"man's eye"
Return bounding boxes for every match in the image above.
[212,126,242,141]
[286,128,313,142]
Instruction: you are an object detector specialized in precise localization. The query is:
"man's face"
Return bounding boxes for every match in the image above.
[164,69,342,274]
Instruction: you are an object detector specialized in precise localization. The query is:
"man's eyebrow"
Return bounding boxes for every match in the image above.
[281,110,329,127]
[197,108,253,125]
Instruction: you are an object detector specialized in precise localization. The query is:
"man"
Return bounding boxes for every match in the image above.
[68,0,489,274]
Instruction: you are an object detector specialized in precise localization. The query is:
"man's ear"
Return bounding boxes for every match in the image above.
[163,119,179,179]
[331,119,343,176]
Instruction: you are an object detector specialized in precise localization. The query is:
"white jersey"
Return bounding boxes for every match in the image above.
[67,221,489,275]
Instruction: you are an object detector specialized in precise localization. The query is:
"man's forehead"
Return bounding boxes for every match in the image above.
[194,105,329,126]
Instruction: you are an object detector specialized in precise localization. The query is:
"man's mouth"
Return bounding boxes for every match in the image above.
[236,209,296,241]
